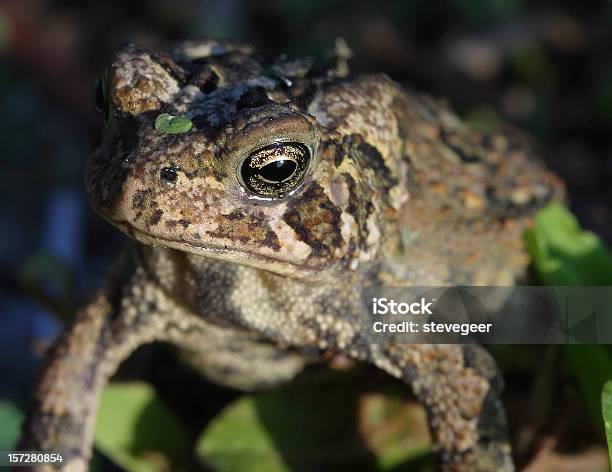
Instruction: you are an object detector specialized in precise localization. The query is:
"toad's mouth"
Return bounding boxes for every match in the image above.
[110,218,320,279]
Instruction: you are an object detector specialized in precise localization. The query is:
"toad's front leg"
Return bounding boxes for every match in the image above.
[17,261,207,471]
[362,343,513,471]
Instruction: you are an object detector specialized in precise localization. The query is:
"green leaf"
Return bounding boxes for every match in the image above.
[359,392,431,470]
[196,369,432,471]
[154,113,193,134]
[525,203,612,285]
[196,370,371,471]
[196,397,290,472]
[526,204,612,435]
[94,382,189,472]
[566,345,612,431]
[0,401,24,450]
[602,380,612,466]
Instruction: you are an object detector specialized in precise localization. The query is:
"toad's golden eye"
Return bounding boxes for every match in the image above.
[238,142,310,199]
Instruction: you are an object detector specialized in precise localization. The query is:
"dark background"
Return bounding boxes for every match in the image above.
[1,0,611,470]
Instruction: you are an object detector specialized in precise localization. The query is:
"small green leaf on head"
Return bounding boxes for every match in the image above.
[155,113,193,134]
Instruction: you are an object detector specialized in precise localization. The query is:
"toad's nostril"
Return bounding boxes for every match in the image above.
[160,166,178,183]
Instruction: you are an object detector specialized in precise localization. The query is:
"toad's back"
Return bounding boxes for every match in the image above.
[388,90,563,285]
[303,72,563,285]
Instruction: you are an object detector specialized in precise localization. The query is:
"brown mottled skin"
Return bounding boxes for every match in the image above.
[19,39,562,471]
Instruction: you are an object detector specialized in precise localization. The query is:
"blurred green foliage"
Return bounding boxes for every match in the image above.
[525,203,612,285]
[197,397,291,472]
[567,344,612,431]
[602,380,612,466]
[527,203,612,461]
[94,383,190,471]
[89,370,432,471]
[196,369,431,472]
[0,401,23,450]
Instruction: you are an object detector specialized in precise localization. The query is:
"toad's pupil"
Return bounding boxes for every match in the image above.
[238,142,309,198]
[259,160,297,182]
